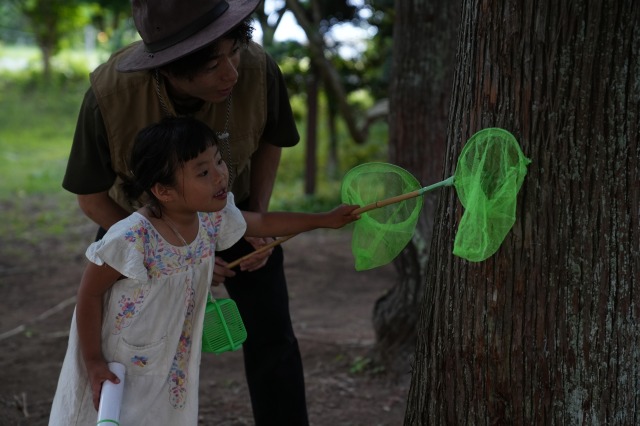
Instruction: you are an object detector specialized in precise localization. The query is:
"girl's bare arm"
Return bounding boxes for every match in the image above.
[242,204,360,238]
[76,262,122,409]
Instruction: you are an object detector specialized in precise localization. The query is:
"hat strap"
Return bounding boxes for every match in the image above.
[144,1,230,53]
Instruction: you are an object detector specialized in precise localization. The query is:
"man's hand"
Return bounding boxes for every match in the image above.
[213,257,237,286]
[239,237,275,272]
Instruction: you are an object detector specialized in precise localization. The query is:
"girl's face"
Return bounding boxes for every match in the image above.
[163,38,241,103]
[172,145,229,213]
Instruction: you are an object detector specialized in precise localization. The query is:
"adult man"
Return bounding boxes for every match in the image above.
[62,0,309,424]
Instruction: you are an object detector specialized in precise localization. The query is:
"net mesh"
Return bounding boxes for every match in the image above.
[341,162,422,271]
[452,128,531,261]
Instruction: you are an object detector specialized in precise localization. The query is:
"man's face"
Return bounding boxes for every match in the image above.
[163,38,242,103]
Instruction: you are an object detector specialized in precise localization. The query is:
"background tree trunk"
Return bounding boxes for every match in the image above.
[405,0,640,423]
[285,0,367,144]
[326,91,339,179]
[305,70,319,195]
[373,0,460,374]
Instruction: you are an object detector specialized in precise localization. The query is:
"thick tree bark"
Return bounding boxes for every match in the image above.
[373,0,460,374]
[405,0,640,423]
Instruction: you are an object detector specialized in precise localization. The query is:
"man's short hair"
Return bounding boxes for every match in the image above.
[161,18,254,79]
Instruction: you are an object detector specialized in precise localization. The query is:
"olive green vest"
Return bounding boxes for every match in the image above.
[90,41,267,212]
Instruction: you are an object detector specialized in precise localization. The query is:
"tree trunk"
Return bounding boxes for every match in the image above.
[326,92,339,179]
[405,0,640,423]
[305,70,319,195]
[41,44,53,84]
[373,0,460,374]
[285,0,367,144]
[254,1,286,46]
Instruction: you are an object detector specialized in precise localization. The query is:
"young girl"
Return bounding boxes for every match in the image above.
[49,116,359,425]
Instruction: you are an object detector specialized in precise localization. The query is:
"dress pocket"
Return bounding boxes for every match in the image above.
[115,335,168,376]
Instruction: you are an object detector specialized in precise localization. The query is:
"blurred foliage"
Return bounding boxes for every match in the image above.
[0,0,394,213]
[89,0,138,51]
[10,0,95,54]
[300,0,362,33]
[360,0,395,100]
[0,2,32,44]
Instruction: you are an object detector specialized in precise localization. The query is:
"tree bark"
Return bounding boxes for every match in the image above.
[405,0,640,423]
[373,0,460,374]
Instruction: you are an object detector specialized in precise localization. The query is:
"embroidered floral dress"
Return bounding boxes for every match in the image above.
[49,194,246,426]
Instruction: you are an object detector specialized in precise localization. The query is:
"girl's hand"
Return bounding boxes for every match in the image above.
[325,204,361,228]
[85,358,120,410]
[240,237,275,272]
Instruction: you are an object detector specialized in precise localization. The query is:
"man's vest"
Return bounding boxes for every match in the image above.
[90,41,267,212]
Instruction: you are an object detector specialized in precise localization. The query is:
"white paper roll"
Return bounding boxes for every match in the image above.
[97,362,125,425]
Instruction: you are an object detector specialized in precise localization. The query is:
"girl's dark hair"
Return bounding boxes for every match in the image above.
[122,116,218,207]
[161,18,254,79]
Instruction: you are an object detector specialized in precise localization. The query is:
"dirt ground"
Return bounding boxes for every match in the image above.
[0,197,410,425]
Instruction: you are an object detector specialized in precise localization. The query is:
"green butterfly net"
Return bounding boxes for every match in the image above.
[341,128,531,270]
[340,162,424,271]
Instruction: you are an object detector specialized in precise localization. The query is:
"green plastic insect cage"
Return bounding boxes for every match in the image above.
[201,294,247,354]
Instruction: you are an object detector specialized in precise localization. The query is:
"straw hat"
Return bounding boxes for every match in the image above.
[117,0,260,72]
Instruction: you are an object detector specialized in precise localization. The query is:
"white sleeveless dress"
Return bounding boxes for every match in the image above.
[49,194,246,425]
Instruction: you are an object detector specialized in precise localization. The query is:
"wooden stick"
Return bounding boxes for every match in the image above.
[352,189,423,215]
[226,235,296,269]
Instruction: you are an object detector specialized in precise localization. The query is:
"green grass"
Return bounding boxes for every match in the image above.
[0,80,86,197]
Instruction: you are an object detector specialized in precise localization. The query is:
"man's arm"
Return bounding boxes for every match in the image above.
[65,88,125,231]
[229,142,282,272]
[77,191,129,231]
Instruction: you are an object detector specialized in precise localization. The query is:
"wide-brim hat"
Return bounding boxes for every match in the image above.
[116,0,260,73]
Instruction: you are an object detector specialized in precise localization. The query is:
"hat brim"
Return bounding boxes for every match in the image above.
[116,0,260,73]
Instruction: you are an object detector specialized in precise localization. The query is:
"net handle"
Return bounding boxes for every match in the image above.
[353,190,421,214]
[226,235,296,269]
[352,175,454,215]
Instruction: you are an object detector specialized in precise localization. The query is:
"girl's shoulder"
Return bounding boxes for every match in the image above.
[106,212,156,245]
[85,212,157,281]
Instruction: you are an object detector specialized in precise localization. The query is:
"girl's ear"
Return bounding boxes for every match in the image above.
[150,183,175,204]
